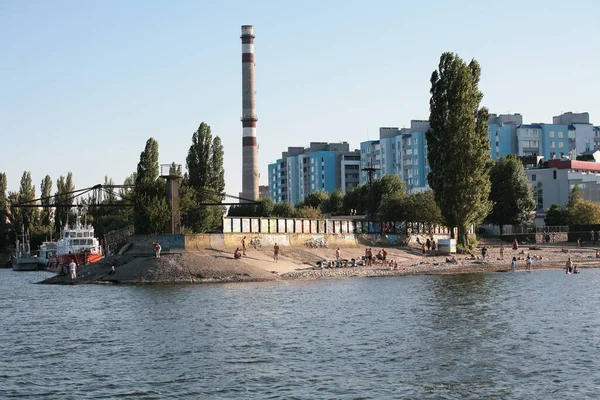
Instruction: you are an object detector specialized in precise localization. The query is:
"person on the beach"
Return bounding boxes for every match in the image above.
[500,244,504,260]
[367,248,373,267]
[152,242,161,259]
[273,243,280,263]
[552,232,556,242]
[381,248,388,265]
[426,238,431,252]
[336,247,341,262]
[526,254,532,271]
[511,256,517,271]
[431,240,436,255]
[566,257,573,274]
[481,246,488,260]
[512,238,519,250]
[234,248,242,260]
[69,260,77,280]
[422,242,426,258]
[241,236,247,255]
[577,237,582,248]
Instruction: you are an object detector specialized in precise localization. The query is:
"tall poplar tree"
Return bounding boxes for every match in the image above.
[40,175,53,227]
[0,173,8,250]
[16,171,37,232]
[185,122,226,233]
[426,52,492,246]
[487,155,535,233]
[133,138,169,234]
[54,172,75,234]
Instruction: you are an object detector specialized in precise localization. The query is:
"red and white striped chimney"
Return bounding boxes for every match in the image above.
[241,25,258,202]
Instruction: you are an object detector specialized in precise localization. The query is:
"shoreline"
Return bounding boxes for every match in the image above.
[39,242,599,285]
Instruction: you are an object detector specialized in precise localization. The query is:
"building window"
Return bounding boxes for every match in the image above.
[585,137,591,143]
[558,131,564,138]
[549,131,555,138]
[551,141,556,148]
[569,130,576,139]
[553,170,557,179]
[531,174,536,182]
[558,142,564,148]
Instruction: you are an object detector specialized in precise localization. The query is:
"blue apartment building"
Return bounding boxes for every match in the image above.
[268,142,357,204]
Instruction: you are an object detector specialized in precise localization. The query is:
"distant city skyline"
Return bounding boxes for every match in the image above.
[1,0,599,198]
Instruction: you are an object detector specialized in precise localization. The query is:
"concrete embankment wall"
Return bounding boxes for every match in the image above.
[127,233,418,255]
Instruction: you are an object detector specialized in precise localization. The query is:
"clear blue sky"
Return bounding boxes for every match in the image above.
[1,0,599,197]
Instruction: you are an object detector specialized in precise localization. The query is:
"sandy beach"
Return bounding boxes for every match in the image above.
[39,238,600,285]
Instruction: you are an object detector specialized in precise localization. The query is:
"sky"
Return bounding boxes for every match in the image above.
[1,0,599,198]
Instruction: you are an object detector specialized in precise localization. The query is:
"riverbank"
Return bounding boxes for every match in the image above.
[39,240,600,285]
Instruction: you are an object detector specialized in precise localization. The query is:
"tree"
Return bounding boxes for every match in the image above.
[379,190,443,233]
[487,155,535,233]
[302,190,329,210]
[185,123,226,232]
[404,190,444,229]
[379,191,405,222]
[426,52,492,246]
[569,200,600,225]
[567,184,583,209]
[0,173,7,250]
[133,138,169,234]
[15,171,37,232]
[322,189,344,216]
[40,175,53,227]
[54,172,75,234]
[544,204,567,226]
[273,201,296,218]
[296,206,322,219]
[343,184,371,215]
[372,174,406,207]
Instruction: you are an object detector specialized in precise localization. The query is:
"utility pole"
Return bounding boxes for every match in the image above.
[361,157,380,225]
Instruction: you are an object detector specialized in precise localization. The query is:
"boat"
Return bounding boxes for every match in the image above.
[57,220,103,267]
[12,229,39,271]
[37,241,59,272]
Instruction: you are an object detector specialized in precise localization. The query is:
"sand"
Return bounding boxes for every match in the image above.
[39,240,599,285]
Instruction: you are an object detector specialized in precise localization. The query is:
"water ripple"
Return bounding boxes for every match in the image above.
[2,269,600,398]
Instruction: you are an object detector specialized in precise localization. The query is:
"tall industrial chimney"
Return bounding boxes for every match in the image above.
[241,25,259,202]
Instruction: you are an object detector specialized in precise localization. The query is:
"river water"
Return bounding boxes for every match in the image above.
[1,268,599,399]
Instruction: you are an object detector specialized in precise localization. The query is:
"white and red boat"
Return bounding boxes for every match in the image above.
[57,221,103,267]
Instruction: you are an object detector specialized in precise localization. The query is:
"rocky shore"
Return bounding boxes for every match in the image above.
[40,241,600,285]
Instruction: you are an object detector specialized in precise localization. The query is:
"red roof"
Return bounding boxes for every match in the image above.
[546,159,600,172]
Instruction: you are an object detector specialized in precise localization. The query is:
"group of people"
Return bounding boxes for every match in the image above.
[510,254,533,271]
[421,237,437,258]
[59,260,78,280]
[361,247,388,267]
[565,257,580,274]
[234,236,280,262]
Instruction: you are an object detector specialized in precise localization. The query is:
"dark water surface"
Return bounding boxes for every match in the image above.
[1,268,600,399]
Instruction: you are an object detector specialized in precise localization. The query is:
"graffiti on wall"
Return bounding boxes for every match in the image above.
[305,236,328,248]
